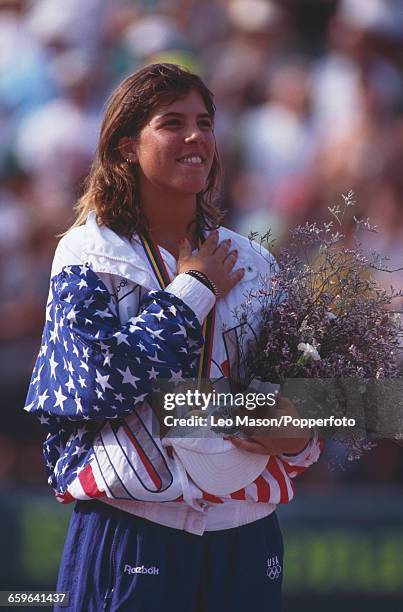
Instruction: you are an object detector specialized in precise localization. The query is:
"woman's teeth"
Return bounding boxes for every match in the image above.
[179,156,203,164]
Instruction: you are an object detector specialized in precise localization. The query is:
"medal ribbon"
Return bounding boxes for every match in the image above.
[140,232,216,384]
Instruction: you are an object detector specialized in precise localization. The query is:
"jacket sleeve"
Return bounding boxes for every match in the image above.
[25,264,210,421]
[277,435,323,478]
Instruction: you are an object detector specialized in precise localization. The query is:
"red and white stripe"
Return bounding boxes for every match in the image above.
[56,432,322,506]
[56,462,105,504]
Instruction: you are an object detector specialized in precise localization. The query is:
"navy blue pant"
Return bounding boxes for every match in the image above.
[55,501,283,612]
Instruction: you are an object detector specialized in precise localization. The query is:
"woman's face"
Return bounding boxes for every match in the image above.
[128,89,215,198]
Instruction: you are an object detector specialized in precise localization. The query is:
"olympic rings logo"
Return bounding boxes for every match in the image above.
[267,561,282,580]
[267,564,282,579]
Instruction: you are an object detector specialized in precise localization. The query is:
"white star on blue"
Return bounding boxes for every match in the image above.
[24,264,204,498]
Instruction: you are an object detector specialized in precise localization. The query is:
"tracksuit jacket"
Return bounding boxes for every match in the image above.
[24,211,322,533]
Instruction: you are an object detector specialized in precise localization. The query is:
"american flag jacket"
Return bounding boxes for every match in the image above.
[25,212,322,510]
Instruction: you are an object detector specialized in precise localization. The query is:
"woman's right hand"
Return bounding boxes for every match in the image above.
[177,231,245,299]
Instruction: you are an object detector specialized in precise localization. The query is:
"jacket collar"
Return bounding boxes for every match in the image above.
[82,212,257,288]
[83,212,157,288]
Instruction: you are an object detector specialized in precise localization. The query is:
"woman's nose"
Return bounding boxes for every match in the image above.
[184,129,202,143]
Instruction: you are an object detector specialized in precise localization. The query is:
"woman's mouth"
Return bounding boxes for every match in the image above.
[177,155,204,166]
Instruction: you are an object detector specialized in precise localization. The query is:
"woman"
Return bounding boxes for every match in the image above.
[25,63,321,612]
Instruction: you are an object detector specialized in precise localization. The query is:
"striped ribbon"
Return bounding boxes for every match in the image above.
[140,231,215,384]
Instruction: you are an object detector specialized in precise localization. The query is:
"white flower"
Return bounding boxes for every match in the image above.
[299,317,310,332]
[392,313,401,326]
[297,342,321,361]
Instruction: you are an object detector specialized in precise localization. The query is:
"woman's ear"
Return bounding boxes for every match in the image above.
[118,137,137,163]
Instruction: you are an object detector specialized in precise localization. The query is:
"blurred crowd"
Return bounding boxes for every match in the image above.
[2,0,403,487]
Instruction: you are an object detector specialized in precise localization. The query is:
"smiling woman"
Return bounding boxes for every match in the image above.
[71,63,222,254]
[118,89,216,257]
[24,63,320,612]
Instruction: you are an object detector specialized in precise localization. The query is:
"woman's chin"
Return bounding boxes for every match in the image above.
[169,179,208,196]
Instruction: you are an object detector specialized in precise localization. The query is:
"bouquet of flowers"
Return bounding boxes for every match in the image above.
[237,192,403,462]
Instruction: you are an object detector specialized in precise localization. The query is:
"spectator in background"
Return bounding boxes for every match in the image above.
[310,0,403,203]
[233,57,318,241]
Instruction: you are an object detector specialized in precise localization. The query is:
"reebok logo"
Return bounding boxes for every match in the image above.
[124,564,159,576]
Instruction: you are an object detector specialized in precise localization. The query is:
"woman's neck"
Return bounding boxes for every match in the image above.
[142,192,199,259]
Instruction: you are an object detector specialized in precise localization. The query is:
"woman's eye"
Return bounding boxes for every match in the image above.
[199,120,213,130]
[161,118,213,130]
[163,120,181,128]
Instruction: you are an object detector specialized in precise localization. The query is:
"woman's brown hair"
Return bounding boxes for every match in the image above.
[70,63,223,239]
